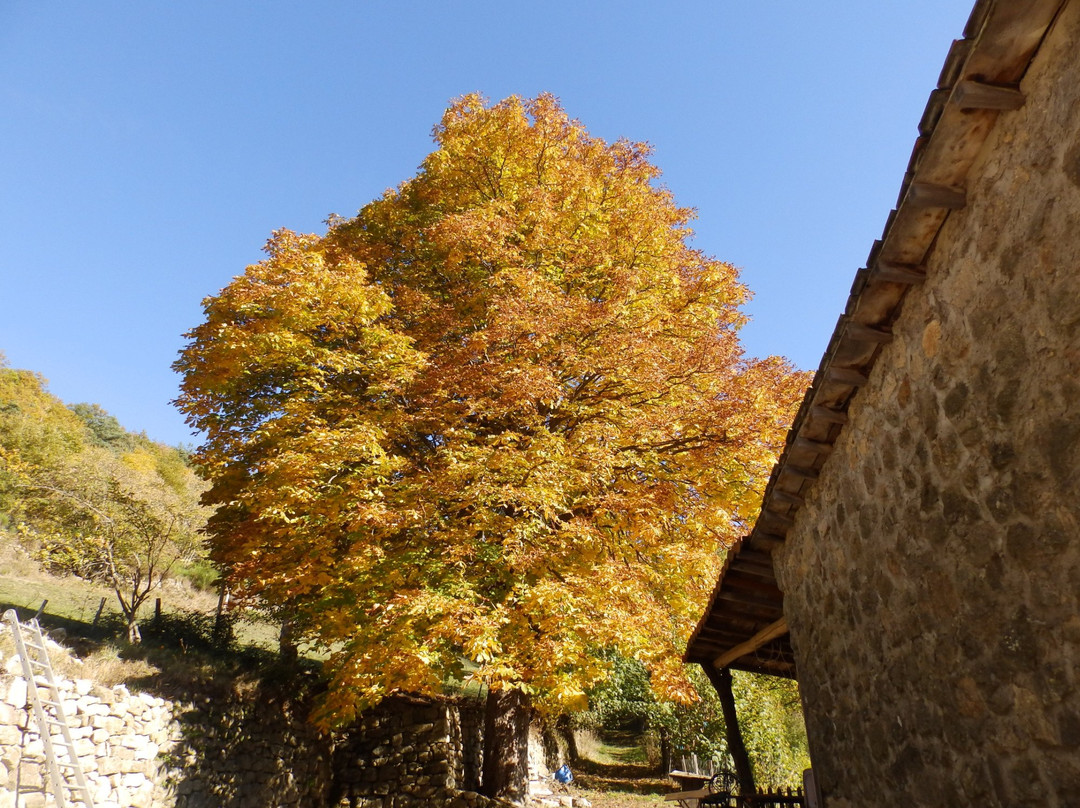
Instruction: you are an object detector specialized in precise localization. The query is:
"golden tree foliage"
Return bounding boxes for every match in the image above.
[175,94,806,724]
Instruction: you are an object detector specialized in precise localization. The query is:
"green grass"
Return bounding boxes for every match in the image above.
[0,532,288,694]
[595,740,648,765]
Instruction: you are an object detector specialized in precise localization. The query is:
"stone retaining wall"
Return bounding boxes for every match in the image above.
[0,661,179,808]
[0,638,581,808]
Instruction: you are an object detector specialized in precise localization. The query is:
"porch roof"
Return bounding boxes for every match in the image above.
[684,0,1068,675]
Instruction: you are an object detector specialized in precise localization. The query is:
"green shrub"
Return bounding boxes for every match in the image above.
[174,558,220,592]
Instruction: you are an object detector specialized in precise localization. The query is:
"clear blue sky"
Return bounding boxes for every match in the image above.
[1,1,973,447]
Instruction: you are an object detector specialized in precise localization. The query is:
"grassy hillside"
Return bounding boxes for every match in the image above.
[0,529,282,692]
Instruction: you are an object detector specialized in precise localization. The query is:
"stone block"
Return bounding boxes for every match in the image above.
[4,679,26,710]
[98,755,124,776]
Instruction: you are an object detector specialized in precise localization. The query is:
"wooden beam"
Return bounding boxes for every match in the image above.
[952,79,1025,110]
[873,261,928,285]
[748,532,786,551]
[793,436,835,454]
[731,658,798,680]
[907,181,967,209]
[845,323,894,344]
[712,616,790,670]
[810,404,849,425]
[770,489,805,508]
[781,465,819,482]
[824,366,870,387]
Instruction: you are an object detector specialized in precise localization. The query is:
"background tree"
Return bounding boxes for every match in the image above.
[582,654,810,789]
[175,94,806,797]
[0,359,209,642]
[16,443,208,642]
[0,357,88,512]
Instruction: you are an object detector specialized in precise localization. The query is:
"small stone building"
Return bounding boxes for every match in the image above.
[686,1,1080,805]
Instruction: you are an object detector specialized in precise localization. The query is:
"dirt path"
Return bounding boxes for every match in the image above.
[570,760,673,808]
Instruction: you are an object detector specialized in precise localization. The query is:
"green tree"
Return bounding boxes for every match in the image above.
[0,362,210,643]
[175,94,806,798]
[16,442,208,643]
[583,656,809,789]
[69,402,137,454]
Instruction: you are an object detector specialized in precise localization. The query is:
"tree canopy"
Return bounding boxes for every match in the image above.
[175,94,806,725]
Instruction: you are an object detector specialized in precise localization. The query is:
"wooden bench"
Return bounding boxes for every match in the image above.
[664,787,711,808]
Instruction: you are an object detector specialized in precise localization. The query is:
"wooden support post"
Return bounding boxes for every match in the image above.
[701,664,756,798]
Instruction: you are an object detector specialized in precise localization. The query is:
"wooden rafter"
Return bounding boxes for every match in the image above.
[711,617,790,670]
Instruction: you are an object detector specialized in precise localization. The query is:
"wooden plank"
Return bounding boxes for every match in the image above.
[824,367,870,387]
[770,489,805,508]
[714,590,783,613]
[845,323,894,344]
[809,404,848,425]
[703,611,768,634]
[725,563,778,583]
[906,181,967,209]
[738,547,776,565]
[780,465,819,482]
[962,0,1067,84]
[872,261,928,284]
[760,509,795,529]
[952,79,1025,109]
[792,436,835,454]
[724,574,783,597]
[747,531,785,552]
[712,617,789,670]
[729,548,773,565]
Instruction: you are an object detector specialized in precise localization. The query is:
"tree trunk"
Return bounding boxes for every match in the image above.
[279,617,298,663]
[556,713,579,763]
[659,725,673,774]
[481,687,530,803]
[700,664,755,797]
[126,615,142,644]
[213,582,233,648]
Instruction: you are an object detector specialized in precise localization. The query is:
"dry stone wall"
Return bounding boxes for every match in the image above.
[0,660,180,808]
[773,4,1080,806]
[1,636,575,808]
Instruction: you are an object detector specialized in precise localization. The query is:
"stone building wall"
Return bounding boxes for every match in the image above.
[773,4,1080,806]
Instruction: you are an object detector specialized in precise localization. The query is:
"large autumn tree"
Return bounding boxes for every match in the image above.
[176,93,804,785]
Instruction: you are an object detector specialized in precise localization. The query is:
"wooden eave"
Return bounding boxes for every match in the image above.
[684,0,1068,676]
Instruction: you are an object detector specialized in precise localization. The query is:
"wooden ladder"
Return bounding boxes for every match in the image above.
[3,608,96,807]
